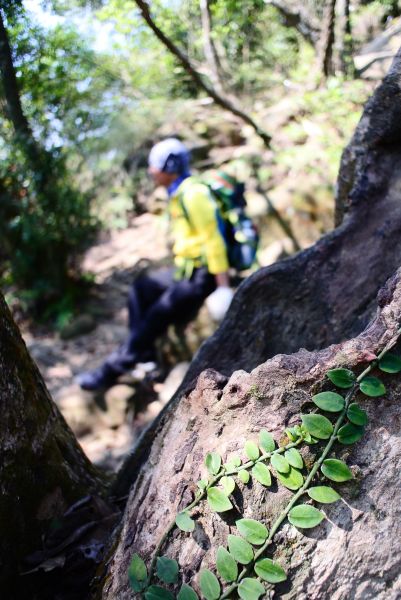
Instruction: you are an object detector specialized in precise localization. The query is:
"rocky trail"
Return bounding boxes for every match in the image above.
[23,213,180,472]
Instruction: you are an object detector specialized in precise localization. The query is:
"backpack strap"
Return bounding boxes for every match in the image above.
[176,187,193,229]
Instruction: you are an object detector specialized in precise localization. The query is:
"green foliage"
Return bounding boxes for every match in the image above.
[284,448,303,469]
[199,569,220,600]
[227,535,254,565]
[327,368,355,389]
[359,376,386,397]
[288,505,325,529]
[176,512,195,532]
[127,344,400,598]
[301,414,333,439]
[236,519,268,545]
[312,391,345,412]
[157,556,179,584]
[128,553,148,592]
[220,476,235,496]
[145,585,175,600]
[307,486,341,504]
[379,353,401,373]
[205,452,222,475]
[277,466,304,490]
[338,423,364,445]
[347,403,368,426]
[225,455,242,470]
[207,487,233,512]
[216,547,238,582]
[0,10,107,303]
[271,453,290,473]
[237,578,265,600]
[251,462,271,486]
[238,469,250,484]
[321,459,353,482]
[259,429,275,452]
[244,441,260,460]
[178,584,199,600]
[254,558,286,583]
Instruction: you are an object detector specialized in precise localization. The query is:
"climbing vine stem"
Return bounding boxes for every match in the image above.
[128,327,401,599]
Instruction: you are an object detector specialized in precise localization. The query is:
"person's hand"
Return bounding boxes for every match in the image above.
[206,286,234,321]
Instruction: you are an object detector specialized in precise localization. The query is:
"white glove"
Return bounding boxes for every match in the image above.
[206,286,234,321]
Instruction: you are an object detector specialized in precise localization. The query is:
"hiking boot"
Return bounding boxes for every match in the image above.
[75,364,119,391]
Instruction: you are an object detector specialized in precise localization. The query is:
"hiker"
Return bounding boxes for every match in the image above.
[77,137,234,391]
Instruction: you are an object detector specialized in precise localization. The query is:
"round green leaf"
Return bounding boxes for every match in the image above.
[347,403,368,426]
[207,487,233,513]
[301,414,333,439]
[221,476,236,496]
[205,452,222,475]
[359,376,386,397]
[259,429,275,453]
[321,458,353,482]
[225,455,242,470]
[176,511,195,532]
[145,586,175,600]
[251,462,272,486]
[285,448,303,469]
[128,553,148,592]
[312,391,345,412]
[288,504,325,529]
[254,558,287,583]
[157,556,179,584]
[227,535,254,564]
[199,569,220,600]
[379,352,401,373]
[178,584,199,600]
[216,547,238,582]
[197,479,208,490]
[238,578,265,600]
[236,519,268,545]
[271,453,290,473]
[326,368,355,389]
[338,423,365,445]
[277,466,304,490]
[238,469,250,484]
[307,486,341,503]
[244,441,260,461]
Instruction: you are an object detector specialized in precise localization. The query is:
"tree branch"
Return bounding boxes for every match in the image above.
[133,0,271,147]
[265,0,320,45]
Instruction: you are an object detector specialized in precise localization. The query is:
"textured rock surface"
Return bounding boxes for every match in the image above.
[101,269,401,599]
[97,49,401,600]
[113,47,401,502]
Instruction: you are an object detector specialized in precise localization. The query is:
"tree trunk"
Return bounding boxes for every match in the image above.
[0,292,107,593]
[337,0,354,77]
[199,0,225,94]
[100,49,401,598]
[317,0,337,77]
[0,9,48,184]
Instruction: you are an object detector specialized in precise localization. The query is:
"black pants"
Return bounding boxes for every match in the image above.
[105,266,216,374]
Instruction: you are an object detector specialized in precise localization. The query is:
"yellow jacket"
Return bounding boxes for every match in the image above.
[169,177,229,275]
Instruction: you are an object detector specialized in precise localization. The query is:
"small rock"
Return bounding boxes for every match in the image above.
[60,314,96,340]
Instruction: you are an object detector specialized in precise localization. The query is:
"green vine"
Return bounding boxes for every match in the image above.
[128,333,401,600]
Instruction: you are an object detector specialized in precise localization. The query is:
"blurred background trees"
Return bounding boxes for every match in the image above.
[1,0,400,319]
